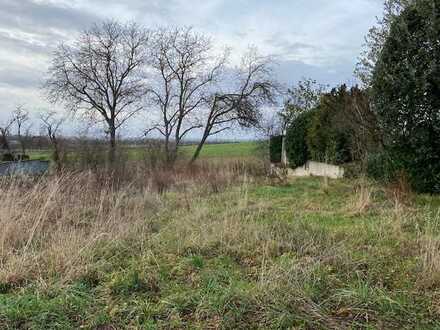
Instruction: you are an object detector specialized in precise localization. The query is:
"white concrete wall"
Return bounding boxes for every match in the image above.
[288,161,344,179]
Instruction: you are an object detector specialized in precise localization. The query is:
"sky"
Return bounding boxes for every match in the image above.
[0,0,384,137]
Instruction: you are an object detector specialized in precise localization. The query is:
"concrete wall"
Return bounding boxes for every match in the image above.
[288,161,344,179]
[0,160,50,177]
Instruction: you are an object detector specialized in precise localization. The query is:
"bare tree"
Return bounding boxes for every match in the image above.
[45,20,150,162]
[145,27,227,162]
[191,49,278,163]
[257,111,283,139]
[12,105,31,155]
[40,111,64,171]
[0,115,16,156]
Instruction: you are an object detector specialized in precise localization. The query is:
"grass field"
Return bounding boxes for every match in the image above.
[180,142,261,158]
[26,141,262,163]
[1,163,440,329]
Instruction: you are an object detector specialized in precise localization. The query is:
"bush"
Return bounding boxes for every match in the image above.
[367,150,440,193]
[269,135,282,163]
[366,151,404,183]
[306,90,353,165]
[16,154,30,161]
[285,110,316,168]
[342,162,363,179]
[1,153,15,162]
[372,0,440,193]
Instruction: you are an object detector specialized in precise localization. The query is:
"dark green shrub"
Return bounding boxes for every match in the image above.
[366,151,404,183]
[285,110,316,168]
[372,0,440,193]
[1,153,15,161]
[306,106,352,165]
[269,135,283,163]
[342,162,363,179]
[16,154,30,161]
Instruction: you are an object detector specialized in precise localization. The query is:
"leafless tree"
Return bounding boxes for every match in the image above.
[256,111,284,139]
[0,115,16,155]
[145,27,227,162]
[40,111,65,171]
[12,105,31,155]
[191,49,278,163]
[45,20,150,162]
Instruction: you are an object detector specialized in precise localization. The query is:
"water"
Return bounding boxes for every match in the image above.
[0,160,50,176]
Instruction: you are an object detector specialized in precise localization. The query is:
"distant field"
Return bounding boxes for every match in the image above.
[27,141,263,162]
[27,150,52,160]
[180,142,261,158]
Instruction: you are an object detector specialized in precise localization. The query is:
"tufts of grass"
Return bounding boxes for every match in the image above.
[1,168,440,328]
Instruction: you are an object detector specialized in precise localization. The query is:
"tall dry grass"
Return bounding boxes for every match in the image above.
[0,172,153,285]
[348,178,374,215]
[0,160,264,286]
[413,210,440,288]
[2,161,440,328]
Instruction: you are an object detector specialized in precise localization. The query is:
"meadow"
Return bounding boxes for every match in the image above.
[26,142,261,162]
[1,143,440,329]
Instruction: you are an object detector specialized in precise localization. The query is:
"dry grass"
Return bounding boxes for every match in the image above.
[419,233,440,287]
[0,160,262,286]
[348,178,374,215]
[0,172,155,284]
[412,210,440,288]
[1,165,440,329]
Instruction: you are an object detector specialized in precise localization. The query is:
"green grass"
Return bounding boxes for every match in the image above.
[27,141,262,162]
[1,176,440,329]
[180,142,261,159]
[27,150,52,160]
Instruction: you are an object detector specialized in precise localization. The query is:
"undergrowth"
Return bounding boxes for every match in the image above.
[1,163,439,329]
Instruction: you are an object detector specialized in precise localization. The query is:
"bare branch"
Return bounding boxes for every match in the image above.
[191,48,279,163]
[146,27,227,162]
[45,20,150,160]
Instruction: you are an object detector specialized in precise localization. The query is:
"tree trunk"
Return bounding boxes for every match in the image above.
[20,138,26,156]
[0,130,11,153]
[52,138,62,173]
[168,144,178,164]
[281,131,288,168]
[164,134,174,164]
[109,125,116,164]
[190,130,210,164]
[191,109,214,164]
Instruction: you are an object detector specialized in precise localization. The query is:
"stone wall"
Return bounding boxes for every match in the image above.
[288,161,344,179]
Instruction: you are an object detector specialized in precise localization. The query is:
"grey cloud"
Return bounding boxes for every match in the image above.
[266,36,320,55]
[0,65,43,89]
[90,0,178,14]
[274,59,356,87]
[0,0,382,131]
[0,0,100,36]
[279,41,320,54]
[0,31,50,56]
[83,0,182,23]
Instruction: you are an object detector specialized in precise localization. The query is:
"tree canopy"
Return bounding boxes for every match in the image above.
[372,0,440,193]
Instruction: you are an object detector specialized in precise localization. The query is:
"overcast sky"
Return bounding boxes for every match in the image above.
[0,0,383,136]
